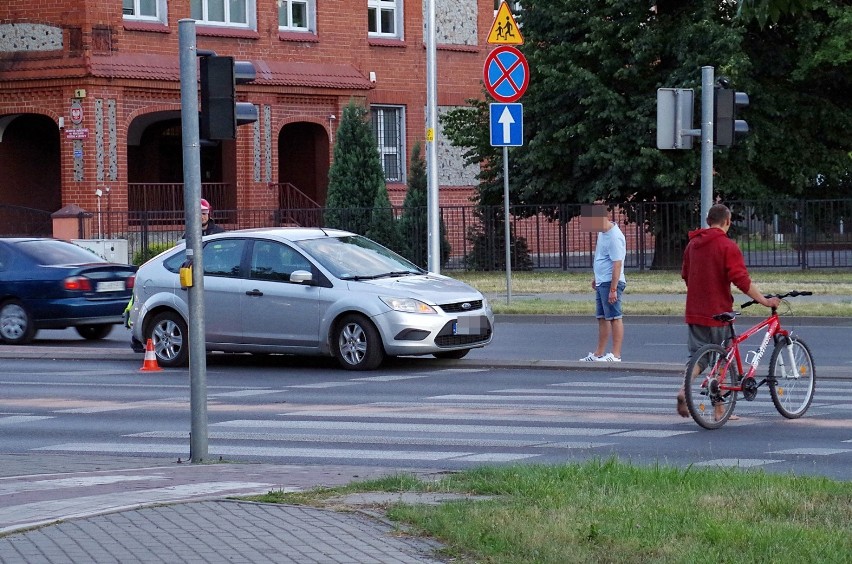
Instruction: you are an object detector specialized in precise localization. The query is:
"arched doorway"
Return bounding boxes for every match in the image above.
[0,114,61,212]
[127,111,231,211]
[278,122,329,206]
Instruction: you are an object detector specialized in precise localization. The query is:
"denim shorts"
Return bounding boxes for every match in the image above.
[595,281,625,320]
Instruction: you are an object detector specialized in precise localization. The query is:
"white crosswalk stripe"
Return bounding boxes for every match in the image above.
[29,374,852,470]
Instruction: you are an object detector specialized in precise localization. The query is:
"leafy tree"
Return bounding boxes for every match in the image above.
[442,0,851,267]
[397,141,450,267]
[324,100,386,235]
[738,0,815,26]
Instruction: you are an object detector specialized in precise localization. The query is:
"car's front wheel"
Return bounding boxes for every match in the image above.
[76,324,113,340]
[0,300,36,345]
[332,314,384,370]
[146,311,189,367]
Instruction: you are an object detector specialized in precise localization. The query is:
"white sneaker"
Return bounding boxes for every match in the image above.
[579,352,602,361]
[599,353,622,362]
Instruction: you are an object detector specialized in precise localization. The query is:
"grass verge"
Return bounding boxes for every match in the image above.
[453,270,852,295]
[247,460,852,563]
[452,271,852,317]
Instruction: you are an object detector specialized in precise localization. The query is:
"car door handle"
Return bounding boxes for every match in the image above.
[245,289,263,297]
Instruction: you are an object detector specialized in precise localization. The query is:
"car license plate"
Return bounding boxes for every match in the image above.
[96,280,125,292]
[453,316,485,335]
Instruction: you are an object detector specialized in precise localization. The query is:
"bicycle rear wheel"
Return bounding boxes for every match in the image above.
[685,344,737,430]
[769,336,815,418]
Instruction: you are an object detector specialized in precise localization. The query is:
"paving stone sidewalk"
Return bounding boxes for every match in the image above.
[0,455,450,563]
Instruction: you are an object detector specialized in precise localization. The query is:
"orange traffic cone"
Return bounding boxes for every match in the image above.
[140,338,163,372]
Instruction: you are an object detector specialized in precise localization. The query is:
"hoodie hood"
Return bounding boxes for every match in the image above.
[687,227,729,250]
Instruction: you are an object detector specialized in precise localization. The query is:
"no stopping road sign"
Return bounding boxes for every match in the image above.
[483,46,529,103]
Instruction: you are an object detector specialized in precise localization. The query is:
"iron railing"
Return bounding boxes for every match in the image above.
[3,199,851,270]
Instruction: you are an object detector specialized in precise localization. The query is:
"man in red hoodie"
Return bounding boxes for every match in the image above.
[676,204,779,417]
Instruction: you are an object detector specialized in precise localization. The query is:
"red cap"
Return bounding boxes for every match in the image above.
[200,198,211,211]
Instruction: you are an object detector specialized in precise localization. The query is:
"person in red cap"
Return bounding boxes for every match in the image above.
[199,198,225,236]
[182,199,226,239]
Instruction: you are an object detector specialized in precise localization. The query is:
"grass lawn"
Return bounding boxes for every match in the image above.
[248,460,852,563]
[452,270,852,317]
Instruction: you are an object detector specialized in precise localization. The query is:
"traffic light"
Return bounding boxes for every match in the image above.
[713,86,749,147]
[200,55,258,140]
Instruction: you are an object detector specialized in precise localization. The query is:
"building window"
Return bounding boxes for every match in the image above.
[371,106,405,183]
[278,0,314,32]
[191,0,255,27]
[368,0,401,38]
[123,0,167,22]
[493,0,521,12]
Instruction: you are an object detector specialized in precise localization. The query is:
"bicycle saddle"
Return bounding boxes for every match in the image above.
[713,311,739,323]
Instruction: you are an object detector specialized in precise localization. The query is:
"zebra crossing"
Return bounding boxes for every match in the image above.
[27,371,852,471]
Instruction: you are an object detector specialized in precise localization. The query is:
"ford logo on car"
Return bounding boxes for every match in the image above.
[462,302,472,310]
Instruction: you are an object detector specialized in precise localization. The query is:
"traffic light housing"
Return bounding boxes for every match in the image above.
[200,55,258,140]
[713,86,749,147]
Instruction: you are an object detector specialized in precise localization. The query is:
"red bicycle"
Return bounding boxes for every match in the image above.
[684,291,816,430]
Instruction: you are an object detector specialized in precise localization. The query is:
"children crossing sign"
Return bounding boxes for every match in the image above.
[487,2,523,45]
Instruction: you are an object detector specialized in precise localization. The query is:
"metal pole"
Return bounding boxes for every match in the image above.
[179,19,208,463]
[700,66,714,227]
[425,0,440,273]
[503,146,512,303]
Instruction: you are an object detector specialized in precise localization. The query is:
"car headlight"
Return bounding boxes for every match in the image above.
[380,296,437,314]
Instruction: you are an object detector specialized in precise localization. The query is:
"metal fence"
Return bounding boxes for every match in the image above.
[3,199,851,270]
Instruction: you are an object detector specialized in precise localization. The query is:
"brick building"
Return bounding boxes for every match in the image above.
[0,0,495,230]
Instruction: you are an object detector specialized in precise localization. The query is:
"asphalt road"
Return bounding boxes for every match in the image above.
[22,315,852,373]
[1,339,850,480]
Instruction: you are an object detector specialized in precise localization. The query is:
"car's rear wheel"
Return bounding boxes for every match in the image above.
[0,300,36,345]
[332,314,384,370]
[433,349,470,360]
[146,311,189,367]
[76,324,113,340]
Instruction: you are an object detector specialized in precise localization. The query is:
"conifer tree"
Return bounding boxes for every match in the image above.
[366,183,405,253]
[324,100,385,235]
[398,142,451,268]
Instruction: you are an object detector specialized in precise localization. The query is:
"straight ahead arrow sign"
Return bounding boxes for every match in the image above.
[489,103,523,147]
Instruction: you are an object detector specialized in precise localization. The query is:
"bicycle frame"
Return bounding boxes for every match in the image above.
[717,311,793,394]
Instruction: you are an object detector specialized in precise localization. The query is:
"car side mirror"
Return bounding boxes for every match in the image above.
[290,270,313,285]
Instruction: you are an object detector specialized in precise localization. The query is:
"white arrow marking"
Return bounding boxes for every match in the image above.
[498,106,515,143]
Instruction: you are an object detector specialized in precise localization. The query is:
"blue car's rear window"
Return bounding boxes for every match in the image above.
[18,240,107,265]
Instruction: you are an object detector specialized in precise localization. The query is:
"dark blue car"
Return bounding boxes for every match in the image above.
[0,238,137,344]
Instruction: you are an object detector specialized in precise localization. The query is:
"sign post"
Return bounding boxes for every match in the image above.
[484,3,527,304]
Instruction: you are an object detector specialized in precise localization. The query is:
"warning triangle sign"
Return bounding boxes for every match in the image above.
[487,2,523,45]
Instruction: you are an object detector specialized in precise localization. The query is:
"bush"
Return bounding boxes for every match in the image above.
[132,242,175,266]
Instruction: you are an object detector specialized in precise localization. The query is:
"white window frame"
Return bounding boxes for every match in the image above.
[277,0,315,33]
[123,0,168,23]
[368,0,402,39]
[371,105,405,183]
[191,0,256,28]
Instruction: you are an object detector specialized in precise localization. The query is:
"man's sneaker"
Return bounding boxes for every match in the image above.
[599,353,621,362]
[579,352,602,361]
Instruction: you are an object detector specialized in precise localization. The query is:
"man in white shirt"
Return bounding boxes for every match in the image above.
[578,204,626,362]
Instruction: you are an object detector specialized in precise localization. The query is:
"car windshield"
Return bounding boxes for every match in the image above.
[296,235,423,280]
[18,240,106,265]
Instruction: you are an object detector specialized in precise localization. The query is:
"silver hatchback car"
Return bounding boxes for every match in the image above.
[129,228,493,370]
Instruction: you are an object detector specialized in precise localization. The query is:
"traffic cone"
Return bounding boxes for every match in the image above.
[140,338,162,372]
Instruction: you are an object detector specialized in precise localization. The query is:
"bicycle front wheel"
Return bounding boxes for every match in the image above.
[685,344,737,430]
[769,336,815,419]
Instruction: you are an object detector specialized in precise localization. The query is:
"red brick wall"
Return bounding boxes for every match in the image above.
[0,1,495,213]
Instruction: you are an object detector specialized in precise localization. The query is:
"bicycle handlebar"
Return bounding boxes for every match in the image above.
[741,290,813,309]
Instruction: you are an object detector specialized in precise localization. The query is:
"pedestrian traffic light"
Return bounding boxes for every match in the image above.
[713,86,749,147]
[200,55,258,140]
